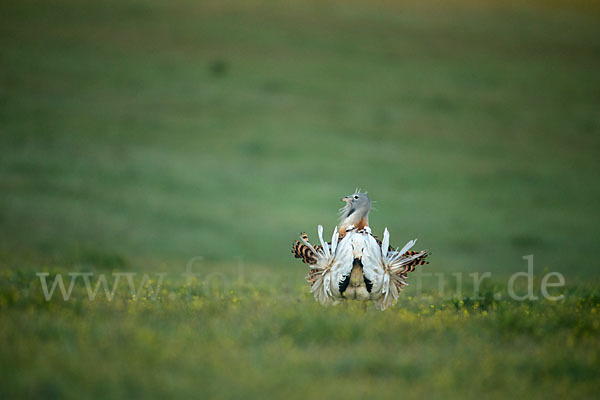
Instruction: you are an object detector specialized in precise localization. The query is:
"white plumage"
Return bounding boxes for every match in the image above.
[305,225,426,310]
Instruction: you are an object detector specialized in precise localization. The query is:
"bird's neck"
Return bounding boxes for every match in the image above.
[339,212,369,234]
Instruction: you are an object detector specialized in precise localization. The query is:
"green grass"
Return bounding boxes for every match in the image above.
[2,269,599,399]
[1,0,599,398]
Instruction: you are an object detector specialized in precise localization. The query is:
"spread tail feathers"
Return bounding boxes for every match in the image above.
[293,233,429,269]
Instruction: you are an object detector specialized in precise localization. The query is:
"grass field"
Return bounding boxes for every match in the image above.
[1,0,599,398]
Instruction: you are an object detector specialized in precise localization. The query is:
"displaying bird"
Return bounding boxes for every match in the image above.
[292,190,429,310]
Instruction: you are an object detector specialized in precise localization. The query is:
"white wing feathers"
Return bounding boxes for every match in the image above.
[305,226,426,309]
[309,225,353,306]
[361,234,385,294]
[362,228,427,310]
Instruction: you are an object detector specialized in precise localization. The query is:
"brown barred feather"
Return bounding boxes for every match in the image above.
[398,250,430,273]
[292,241,317,264]
[292,233,319,264]
[292,232,336,265]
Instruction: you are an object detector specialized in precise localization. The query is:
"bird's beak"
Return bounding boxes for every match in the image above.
[340,196,352,203]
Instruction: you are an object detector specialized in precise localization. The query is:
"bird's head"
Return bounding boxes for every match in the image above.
[339,189,372,221]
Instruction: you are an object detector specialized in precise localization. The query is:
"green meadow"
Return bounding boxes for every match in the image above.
[1,0,599,398]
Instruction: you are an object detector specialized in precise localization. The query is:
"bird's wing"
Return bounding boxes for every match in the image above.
[326,231,355,297]
[362,228,430,310]
[293,233,345,265]
[360,232,386,294]
[308,226,354,306]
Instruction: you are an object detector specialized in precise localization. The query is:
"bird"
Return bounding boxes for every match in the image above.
[292,189,429,310]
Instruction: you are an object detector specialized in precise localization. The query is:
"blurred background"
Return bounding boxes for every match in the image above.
[1,0,599,398]
[1,0,599,276]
